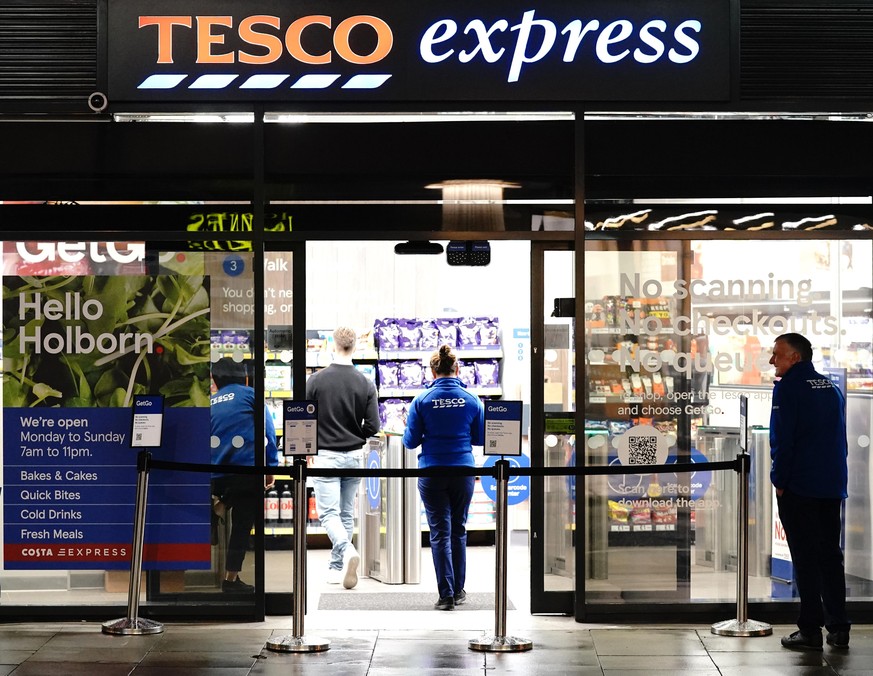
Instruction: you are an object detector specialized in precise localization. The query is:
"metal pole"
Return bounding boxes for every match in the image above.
[266,457,329,652]
[469,458,532,652]
[103,451,164,635]
[711,452,772,637]
[494,458,509,638]
[292,457,307,636]
[736,453,749,624]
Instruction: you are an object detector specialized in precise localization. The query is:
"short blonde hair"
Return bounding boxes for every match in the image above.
[333,326,357,353]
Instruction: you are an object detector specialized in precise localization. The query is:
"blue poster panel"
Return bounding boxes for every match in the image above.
[2,274,212,570]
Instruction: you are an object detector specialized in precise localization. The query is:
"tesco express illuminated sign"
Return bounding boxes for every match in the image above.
[108,0,729,102]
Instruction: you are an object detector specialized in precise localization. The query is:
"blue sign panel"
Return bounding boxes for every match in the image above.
[2,274,212,571]
[480,453,530,506]
[366,449,381,510]
[4,406,211,570]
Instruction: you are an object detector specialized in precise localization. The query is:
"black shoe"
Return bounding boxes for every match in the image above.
[453,590,467,605]
[781,630,823,650]
[826,630,850,649]
[222,578,254,593]
[434,596,455,611]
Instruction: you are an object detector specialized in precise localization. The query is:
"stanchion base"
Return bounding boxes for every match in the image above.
[102,617,164,635]
[469,634,533,652]
[266,635,331,653]
[711,618,773,637]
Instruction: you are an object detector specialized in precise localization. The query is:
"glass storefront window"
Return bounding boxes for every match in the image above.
[583,237,873,605]
[1,241,263,608]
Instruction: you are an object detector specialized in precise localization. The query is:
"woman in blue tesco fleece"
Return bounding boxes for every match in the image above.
[403,344,485,610]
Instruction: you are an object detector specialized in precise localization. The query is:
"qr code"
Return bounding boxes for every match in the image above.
[489,440,498,448]
[135,433,142,442]
[628,436,657,464]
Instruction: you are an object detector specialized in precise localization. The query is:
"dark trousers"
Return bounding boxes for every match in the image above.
[418,475,475,600]
[776,490,850,634]
[212,475,260,574]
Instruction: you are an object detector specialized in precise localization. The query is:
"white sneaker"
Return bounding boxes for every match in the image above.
[326,568,343,585]
[342,544,360,589]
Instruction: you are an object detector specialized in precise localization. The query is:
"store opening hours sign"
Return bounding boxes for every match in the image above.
[2,274,212,570]
[108,0,729,103]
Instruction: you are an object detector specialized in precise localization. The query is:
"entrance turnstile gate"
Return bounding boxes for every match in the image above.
[358,435,421,584]
[695,426,771,578]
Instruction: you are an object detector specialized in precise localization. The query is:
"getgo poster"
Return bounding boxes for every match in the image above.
[2,275,212,570]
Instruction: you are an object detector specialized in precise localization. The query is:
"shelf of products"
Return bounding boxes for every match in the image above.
[374,316,503,434]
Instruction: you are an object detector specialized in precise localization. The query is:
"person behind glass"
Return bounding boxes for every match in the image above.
[306,326,380,589]
[210,358,279,593]
[769,333,850,650]
[402,344,485,610]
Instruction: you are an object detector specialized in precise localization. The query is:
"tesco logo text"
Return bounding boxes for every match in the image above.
[139,14,393,66]
[432,398,466,409]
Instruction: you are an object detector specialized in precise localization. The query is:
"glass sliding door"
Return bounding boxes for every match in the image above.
[530,243,576,613]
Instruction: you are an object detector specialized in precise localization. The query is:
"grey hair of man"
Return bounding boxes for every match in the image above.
[775,332,813,362]
[333,326,357,355]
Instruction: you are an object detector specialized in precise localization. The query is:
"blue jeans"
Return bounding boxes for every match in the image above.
[313,450,363,571]
[418,474,475,599]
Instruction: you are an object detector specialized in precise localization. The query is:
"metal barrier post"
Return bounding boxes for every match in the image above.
[711,452,772,637]
[267,457,330,652]
[103,451,164,635]
[470,459,532,652]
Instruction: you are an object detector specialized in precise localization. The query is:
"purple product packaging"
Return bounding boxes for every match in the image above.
[379,398,409,434]
[221,329,237,350]
[420,319,440,350]
[458,317,480,347]
[399,360,425,389]
[235,330,250,350]
[436,318,459,346]
[458,360,477,388]
[478,317,500,346]
[378,361,400,389]
[474,359,500,387]
[375,318,402,350]
[397,318,422,349]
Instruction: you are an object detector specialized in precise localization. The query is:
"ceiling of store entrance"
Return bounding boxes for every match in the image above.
[2,117,873,202]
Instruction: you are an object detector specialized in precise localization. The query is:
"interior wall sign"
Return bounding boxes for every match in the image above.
[108,0,730,104]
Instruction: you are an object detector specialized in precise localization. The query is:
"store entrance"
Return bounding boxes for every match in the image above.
[264,239,537,613]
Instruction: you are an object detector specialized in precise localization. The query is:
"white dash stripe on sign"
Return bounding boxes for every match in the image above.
[189,74,240,89]
[138,74,187,89]
[291,74,342,89]
[342,74,392,89]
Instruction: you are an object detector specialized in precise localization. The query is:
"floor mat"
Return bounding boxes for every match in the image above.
[317,592,514,611]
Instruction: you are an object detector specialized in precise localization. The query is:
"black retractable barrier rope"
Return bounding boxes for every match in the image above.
[109,454,745,649]
[148,458,740,479]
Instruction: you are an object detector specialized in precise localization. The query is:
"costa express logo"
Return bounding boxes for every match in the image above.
[134,9,704,91]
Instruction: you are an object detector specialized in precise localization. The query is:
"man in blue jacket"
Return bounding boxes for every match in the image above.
[769,333,849,650]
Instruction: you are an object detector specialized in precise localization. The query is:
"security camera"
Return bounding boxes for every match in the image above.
[88,92,108,113]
